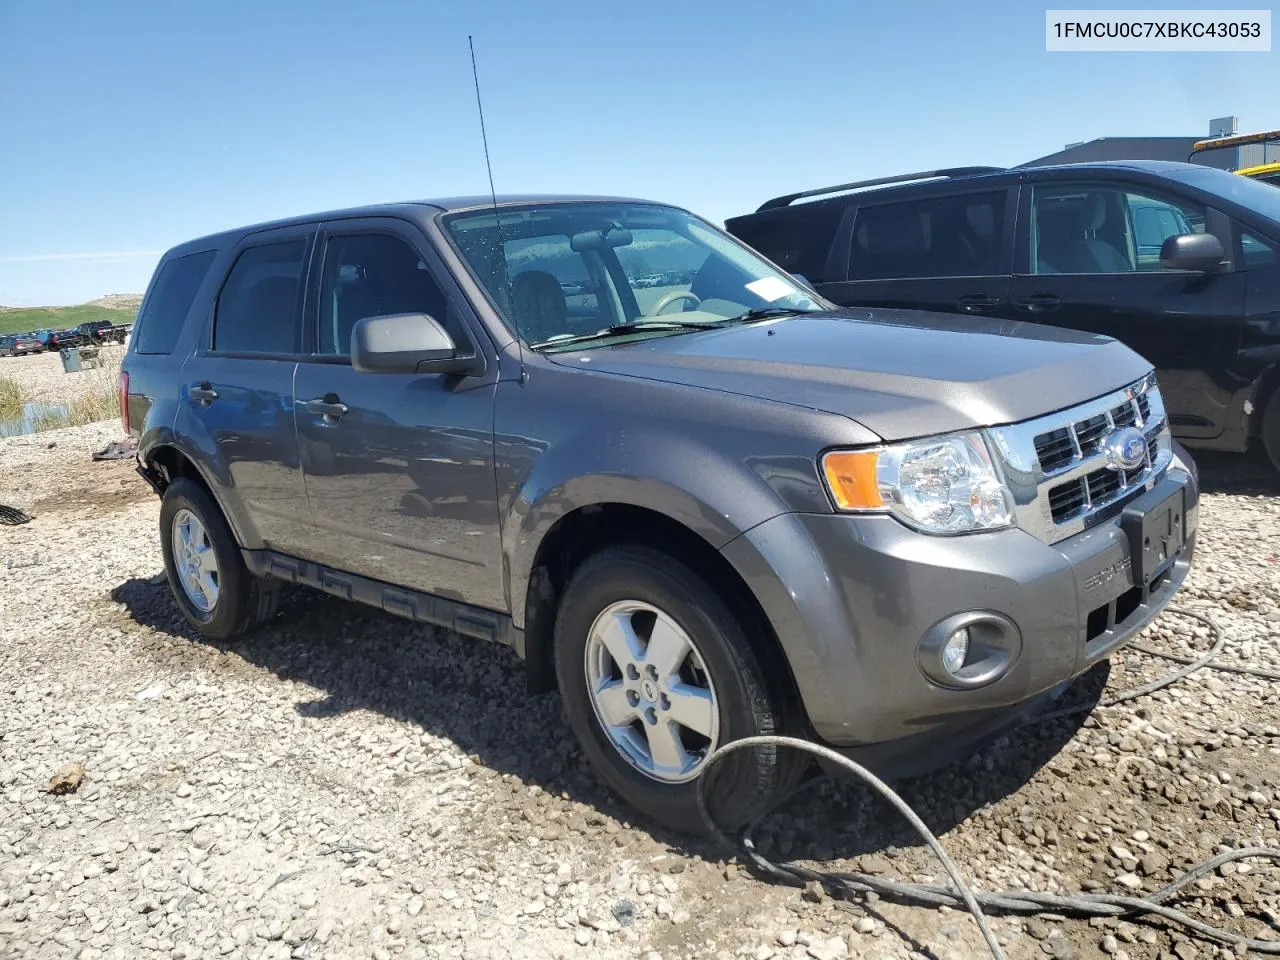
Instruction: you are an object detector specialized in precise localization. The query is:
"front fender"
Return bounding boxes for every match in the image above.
[503,426,797,628]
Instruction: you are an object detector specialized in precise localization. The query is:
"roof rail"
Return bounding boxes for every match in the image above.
[1189,128,1280,161]
[755,167,1007,212]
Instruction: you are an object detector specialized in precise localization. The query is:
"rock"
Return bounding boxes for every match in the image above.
[573,929,591,947]
[1172,941,1198,960]
[1140,851,1169,877]
[1115,873,1143,890]
[801,880,826,903]
[754,947,775,960]
[854,917,875,934]
[1100,934,1119,954]
[805,936,848,960]
[406,896,423,917]
[46,763,85,795]
[778,930,798,947]
[611,900,635,926]
[1026,919,1052,940]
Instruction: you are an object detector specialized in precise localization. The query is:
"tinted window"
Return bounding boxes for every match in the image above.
[318,234,447,356]
[849,191,1006,280]
[133,250,216,355]
[729,205,843,282]
[213,240,307,354]
[1241,229,1277,269]
[1031,186,1206,275]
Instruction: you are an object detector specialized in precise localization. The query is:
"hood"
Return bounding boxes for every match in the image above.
[547,309,1152,441]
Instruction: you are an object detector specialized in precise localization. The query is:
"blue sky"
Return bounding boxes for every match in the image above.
[0,0,1275,305]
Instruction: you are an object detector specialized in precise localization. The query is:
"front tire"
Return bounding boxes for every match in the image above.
[159,478,279,640]
[553,545,804,833]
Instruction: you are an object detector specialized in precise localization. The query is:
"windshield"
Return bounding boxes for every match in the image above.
[1166,165,1280,225]
[443,201,830,349]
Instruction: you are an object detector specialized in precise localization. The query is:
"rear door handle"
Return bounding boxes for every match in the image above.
[301,395,349,422]
[1014,294,1062,314]
[956,294,1002,313]
[189,383,218,405]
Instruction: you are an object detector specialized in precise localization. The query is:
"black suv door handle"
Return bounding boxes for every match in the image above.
[189,383,218,405]
[956,294,1001,313]
[1014,294,1062,314]
[301,395,349,422]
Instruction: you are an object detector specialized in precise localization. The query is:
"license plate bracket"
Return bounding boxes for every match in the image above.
[1120,476,1188,586]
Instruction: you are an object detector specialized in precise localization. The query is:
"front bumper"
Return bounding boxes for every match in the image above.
[721,466,1198,752]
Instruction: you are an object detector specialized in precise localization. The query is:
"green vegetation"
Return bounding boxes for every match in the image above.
[0,376,23,419]
[0,304,135,337]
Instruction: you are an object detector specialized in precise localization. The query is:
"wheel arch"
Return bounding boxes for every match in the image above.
[519,501,807,731]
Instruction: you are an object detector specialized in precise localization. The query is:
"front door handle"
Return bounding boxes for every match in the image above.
[189,383,218,405]
[301,395,349,422]
[956,294,1001,313]
[1014,294,1062,314]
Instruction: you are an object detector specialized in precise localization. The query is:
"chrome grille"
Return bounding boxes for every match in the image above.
[987,372,1172,545]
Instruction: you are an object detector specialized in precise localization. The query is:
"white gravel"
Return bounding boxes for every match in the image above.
[1,427,1278,960]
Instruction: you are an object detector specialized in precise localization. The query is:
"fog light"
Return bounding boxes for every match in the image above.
[918,611,1021,690]
[941,627,970,675]
[941,627,970,676]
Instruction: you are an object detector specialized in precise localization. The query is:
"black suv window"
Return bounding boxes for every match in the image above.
[133,250,216,355]
[318,234,448,356]
[213,240,308,354]
[729,205,843,282]
[1031,186,1206,275]
[848,191,1006,280]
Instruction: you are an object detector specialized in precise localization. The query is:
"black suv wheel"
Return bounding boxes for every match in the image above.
[159,478,279,639]
[554,545,805,833]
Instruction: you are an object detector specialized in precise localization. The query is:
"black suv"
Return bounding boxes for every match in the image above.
[726,161,1280,471]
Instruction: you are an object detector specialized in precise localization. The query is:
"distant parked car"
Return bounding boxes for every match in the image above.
[43,328,88,350]
[0,334,45,356]
[76,319,133,345]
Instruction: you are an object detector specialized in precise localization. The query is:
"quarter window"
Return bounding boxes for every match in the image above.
[134,250,216,355]
[213,240,308,354]
[1031,187,1206,275]
[318,234,448,356]
[848,191,1006,280]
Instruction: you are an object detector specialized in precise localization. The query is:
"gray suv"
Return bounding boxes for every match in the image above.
[120,195,1199,831]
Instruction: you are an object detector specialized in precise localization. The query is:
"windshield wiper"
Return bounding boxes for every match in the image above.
[722,306,823,324]
[531,318,728,349]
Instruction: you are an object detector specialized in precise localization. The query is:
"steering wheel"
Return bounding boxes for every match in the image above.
[646,290,701,316]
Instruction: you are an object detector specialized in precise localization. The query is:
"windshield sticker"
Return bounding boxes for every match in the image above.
[745,276,799,302]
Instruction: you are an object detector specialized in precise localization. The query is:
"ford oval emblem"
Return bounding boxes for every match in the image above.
[1104,427,1147,472]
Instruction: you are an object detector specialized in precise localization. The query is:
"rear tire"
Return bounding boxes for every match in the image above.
[1262,389,1280,474]
[159,478,279,640]
[553,545,805,834]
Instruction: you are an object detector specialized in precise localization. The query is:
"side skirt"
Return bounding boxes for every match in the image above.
[242,549,524,651]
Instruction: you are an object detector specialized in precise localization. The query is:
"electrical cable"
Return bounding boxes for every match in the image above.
[695,606,1280,959]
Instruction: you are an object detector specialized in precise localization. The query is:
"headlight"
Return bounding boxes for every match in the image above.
[821,432,1014,534]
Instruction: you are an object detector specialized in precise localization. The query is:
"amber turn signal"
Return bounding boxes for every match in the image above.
[821,450,884,510]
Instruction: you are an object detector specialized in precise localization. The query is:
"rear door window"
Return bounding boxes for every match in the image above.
[213,240,309,354]
[849,191,1007,280]
[133,250,217,355]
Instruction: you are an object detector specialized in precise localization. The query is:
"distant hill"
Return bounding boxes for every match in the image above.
[0,294,142,337]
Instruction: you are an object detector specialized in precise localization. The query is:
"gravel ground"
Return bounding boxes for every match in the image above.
[0,346,124,405]
[1,424,1278,960]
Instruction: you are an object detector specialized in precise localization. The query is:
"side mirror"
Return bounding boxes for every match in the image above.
[351,313,477,375]
[1159,233,1225,272]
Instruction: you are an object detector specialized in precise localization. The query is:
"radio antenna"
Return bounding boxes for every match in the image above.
[468,35,524,379]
